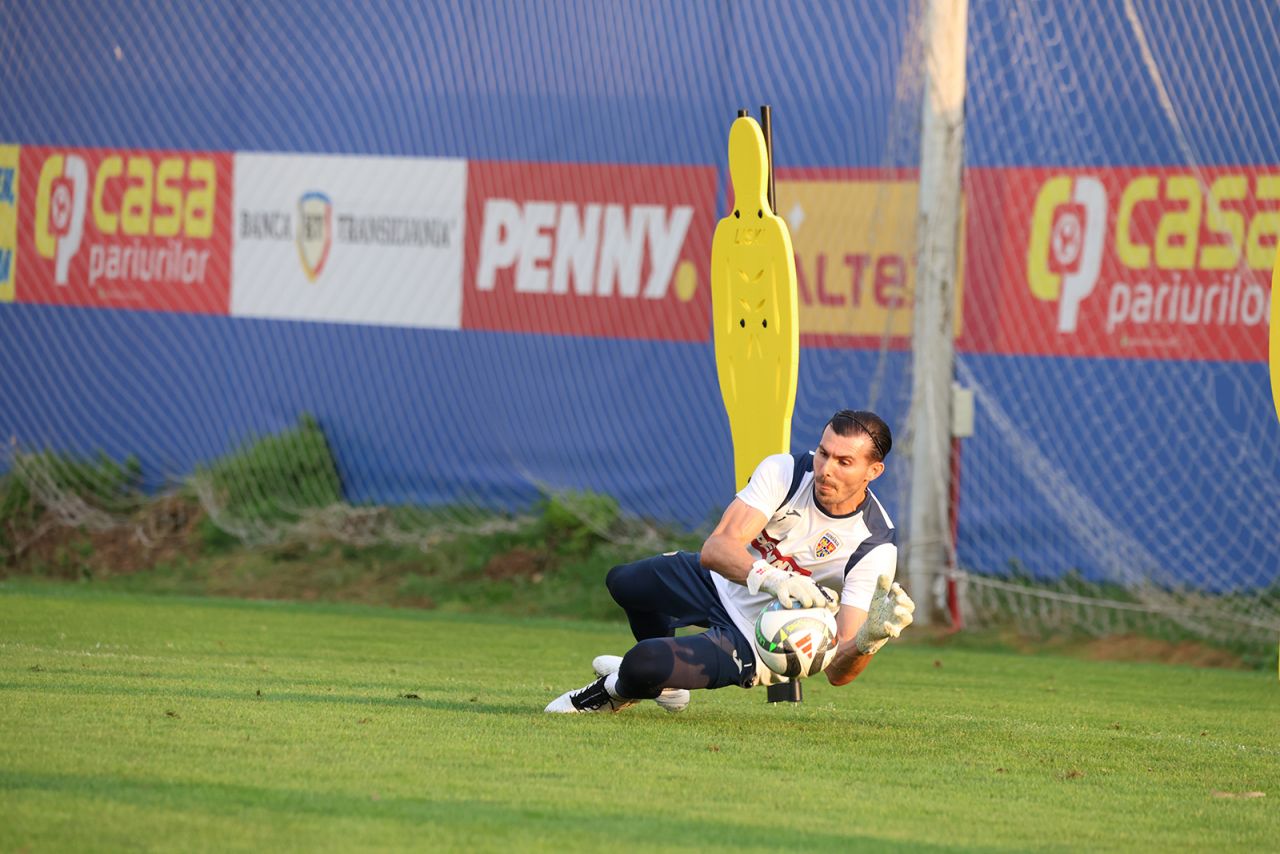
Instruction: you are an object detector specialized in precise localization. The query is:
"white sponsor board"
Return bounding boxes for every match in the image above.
[232,153,465,328]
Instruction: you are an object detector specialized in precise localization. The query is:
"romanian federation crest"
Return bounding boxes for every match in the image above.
[296,191,333,282]
[814,531,840,559]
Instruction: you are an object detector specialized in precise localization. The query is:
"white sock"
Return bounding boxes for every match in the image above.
[604,672,625,700]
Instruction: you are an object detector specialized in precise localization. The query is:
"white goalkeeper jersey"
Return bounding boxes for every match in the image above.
[710,451,898,653]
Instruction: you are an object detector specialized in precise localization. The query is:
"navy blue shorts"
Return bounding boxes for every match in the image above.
[605,551,757,690]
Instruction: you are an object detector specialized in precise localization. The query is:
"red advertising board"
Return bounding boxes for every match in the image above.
[17,146,232,314]
[462,161,716,341]
[961,166,1275,362]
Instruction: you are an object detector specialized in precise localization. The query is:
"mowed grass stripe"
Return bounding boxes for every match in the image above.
[1,582,1276,852]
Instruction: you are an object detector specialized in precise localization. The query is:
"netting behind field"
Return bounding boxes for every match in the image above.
[0,1,1277,659]
[0,1,925,547]
[957,0,1280,656]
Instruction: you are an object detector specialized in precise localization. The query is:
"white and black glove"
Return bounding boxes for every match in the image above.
[746,560,839,612]
[853,574,915,655]
[755,665,789,687]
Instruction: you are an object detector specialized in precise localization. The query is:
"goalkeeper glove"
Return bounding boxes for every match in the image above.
[755,665,789,687]
[853,574,915,655]
[746,560,839,612]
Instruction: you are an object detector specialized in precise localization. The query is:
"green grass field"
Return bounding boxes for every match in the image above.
[2,581,1276,852]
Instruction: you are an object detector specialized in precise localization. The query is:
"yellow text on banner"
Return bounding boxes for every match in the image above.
[777,177,964,340]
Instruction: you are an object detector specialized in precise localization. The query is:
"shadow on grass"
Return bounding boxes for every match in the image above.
[0,679,533,717]
[0,768,957,852]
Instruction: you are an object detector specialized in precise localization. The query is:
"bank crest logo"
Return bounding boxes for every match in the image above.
[1026,175,1107,333]
[296,191,333,282]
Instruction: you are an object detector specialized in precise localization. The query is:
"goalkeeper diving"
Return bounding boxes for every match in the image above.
[545,409,915,713]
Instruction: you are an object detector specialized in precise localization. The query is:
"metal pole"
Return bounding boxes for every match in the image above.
[759,103,802,704]
[760,105,776,213]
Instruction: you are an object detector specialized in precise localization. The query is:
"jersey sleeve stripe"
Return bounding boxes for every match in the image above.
[780,451,814,508]
[843,489,897,576]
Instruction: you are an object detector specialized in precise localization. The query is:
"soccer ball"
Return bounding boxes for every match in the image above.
[753,601,839,679]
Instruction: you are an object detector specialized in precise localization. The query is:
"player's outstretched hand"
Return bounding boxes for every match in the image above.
[747,561,833,610]
[853,574,915,655]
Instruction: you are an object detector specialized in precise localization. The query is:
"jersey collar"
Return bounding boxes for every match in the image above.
[811,483,871,519]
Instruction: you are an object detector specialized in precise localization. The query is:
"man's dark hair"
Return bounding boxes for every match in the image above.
[826,410,892,462]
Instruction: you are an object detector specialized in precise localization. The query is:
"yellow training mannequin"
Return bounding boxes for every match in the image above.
[1271,250,1280,426]
[711,116,800,490]
[1270,254,1279,682]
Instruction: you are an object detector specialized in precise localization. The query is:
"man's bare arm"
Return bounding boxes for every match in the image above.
[826,577,916,686]
[826,605,873,686]
[699,499,768,584]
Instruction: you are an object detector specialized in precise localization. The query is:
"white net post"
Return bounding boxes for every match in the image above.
[906,0,969,626]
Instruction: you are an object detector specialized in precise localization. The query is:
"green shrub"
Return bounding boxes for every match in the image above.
[196,516,239,553]
[193,414,342,524]
[538,489,620,556]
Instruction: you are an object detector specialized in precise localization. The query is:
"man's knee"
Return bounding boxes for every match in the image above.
[604,562,626,594]
[618,639,673,698]
[604,563,626,602]
[605,560,647,605]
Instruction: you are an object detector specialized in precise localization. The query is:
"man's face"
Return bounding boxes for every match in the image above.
[812,425,884,514]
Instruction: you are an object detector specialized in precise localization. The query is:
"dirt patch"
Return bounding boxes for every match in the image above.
[482,546,548,580]
[1079,633,1246,670]
[924,625,1250,671]
[4,495,205,578]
